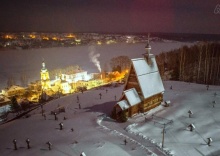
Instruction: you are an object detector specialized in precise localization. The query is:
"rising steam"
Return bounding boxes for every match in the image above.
[89,46,101,72]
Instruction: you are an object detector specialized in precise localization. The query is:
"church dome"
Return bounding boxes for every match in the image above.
[145,42,151,49]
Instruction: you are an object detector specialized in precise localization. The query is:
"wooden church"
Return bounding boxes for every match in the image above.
[113,37,165,119]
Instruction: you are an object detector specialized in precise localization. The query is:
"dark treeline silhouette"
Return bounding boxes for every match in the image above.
[156,42,220,85]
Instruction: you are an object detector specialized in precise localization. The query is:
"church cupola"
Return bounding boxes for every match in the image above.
[143,34,152,65]
[42,61,46,70]
[145,34,151,55]
[41,59,47,72]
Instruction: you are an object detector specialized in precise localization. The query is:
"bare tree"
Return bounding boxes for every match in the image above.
[209,46,215,82]
[179,48,183,80]
[204,44,208,83]
[156,42,220,85]
[197,43,203,82]
[20,73,28,87]
[217,56,220,84]
[7,76,15,87]
[110,56,131,73]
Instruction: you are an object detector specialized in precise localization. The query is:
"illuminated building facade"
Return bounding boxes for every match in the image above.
[40,61,51,90]
[61,71,93,83]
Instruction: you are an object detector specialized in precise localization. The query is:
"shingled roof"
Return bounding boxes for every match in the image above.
[116,53,164,110]
[131,55,164,99]
[124,88,141,106]
[117,100,130,111]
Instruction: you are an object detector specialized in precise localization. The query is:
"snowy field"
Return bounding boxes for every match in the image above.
[0,42,192,89]
[126,81,220,156]
[0,81,220,156]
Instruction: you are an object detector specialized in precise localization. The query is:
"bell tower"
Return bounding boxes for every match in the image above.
[40,59,51,90]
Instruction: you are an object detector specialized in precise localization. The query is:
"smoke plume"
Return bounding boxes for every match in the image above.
[89,46,101,72]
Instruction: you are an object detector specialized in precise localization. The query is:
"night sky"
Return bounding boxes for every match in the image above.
[0,0,220,34]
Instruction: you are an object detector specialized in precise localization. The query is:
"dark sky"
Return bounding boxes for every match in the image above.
[0,0,220,34]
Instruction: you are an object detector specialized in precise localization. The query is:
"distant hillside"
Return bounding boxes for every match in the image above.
[156,42,220,85]
[151,33,220,42]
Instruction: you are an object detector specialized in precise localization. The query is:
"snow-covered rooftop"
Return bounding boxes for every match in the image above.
[7,85,25,92]
[131,57,158,76]
[124,88,141,106]
[138,72,164,98]
[131,56,164,99]
[117,100,130,110]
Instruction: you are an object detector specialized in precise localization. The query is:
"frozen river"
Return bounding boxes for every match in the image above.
[0,42,193,89]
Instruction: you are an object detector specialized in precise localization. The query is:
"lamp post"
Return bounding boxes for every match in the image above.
[124,139,127,145]
[54,112,57,120]
[59,122,63,130]
[99,93,102,99]
[207,137,212,146]
[188,124,195,132]
[46,141,52,150]
[212,100,216,108]
[26,138,30,149]
[13,139,17,150]
[162,124,165,148]
[188,110,193,118]
[43,114,46,120]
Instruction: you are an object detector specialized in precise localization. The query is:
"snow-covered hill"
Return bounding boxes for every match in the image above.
[125,81,220,156]
[0,81,220,156]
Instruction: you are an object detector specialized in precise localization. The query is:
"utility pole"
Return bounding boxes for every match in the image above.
[162,124,165,148]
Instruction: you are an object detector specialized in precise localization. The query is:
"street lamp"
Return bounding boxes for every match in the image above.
[13,139,17,150]
[46,141,52,150]
[26,138,30,149]
[54,112,57,120]
[59,122,63,130]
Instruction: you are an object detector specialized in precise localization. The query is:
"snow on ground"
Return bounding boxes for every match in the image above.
[0,105,10,114]
[1,41,216,156]
[1,81,220,156]
[125,81,220,156]
[0,85,155,156]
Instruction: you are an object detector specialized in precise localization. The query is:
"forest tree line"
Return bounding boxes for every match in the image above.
[156,42,220,85]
